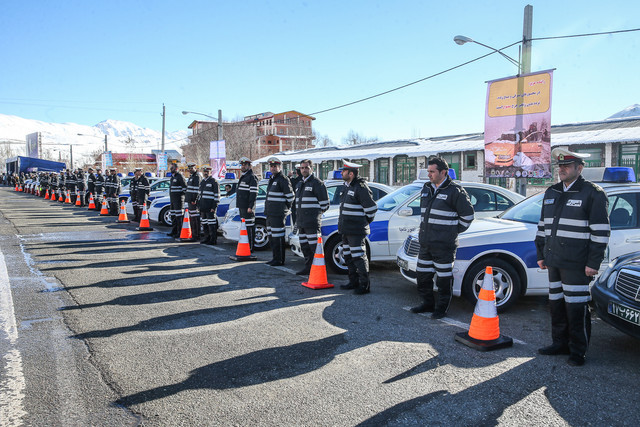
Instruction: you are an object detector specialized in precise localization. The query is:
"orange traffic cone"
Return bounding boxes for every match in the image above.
[87,193,96,210]
[15,184,18,191]
[179,208,193,240]
[58,190,64,202]
[455,266,513,351]
[99,198,110,215]
[75,193,82,206]
[116,200,130,223]
[52,190,58,202]
[44,189,50,200]
[302,237,334,289]
[64,190,71,204]
[136,206,154,231]
[19,185,23,192]
[229,218,257,261]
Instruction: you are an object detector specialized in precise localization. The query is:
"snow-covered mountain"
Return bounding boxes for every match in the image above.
[0,114,189,167]
[607,104,640,120]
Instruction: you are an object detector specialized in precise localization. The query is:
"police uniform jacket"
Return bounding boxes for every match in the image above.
[198,176,220,211]
[186,173,201,204]
[236,169,259,210]
[265,171,294,217]
[295,174,330,228]
[135,175,150,203]
[129,177,139,202]
[169,172,187,200]
[76,171,85,191]
[418,175,475,248]
[94,174,105,193]
[107,175,121,196]
[66,172,76,190]
[535,175,610,270]
[338,177,378,235]
[87,173,96,194]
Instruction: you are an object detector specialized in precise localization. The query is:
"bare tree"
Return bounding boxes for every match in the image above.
[182,119,257,166]
[342,130,378,146]
[312,130,334,148]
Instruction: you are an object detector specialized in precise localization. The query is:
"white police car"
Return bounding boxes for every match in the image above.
[396,167,640,312]
[124,177,171,215]
[290,170,524,273]
[221,172,392,250]
[147,177,238,226]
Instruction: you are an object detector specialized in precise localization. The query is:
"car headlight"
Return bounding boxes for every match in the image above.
[599,259,617,288]
[225,208,239,222]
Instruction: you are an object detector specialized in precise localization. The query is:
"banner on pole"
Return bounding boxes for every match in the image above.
[157,152,168,171]
[210,139,226,178]
[484,70,553,179]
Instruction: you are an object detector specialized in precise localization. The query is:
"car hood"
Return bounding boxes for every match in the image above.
[407,217,535,240]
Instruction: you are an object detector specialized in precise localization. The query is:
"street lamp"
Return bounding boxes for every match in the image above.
[453,35,521,70]
[77,133,108,152]
[182,109,223,140]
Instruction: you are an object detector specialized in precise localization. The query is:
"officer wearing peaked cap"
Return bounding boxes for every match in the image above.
[76,167,86,206]
[265,157,294,266]
[535,148,609,366]
[168,163,187,238]
[338,160,378,294]
[107,168,121,215]
[185,162,202,241]
[87,167,96,204]
[133,168,150,222]
[198,165,220,245]
[236,157,259,251]
[94,167,105,211]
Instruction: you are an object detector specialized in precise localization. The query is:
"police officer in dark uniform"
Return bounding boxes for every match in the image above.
[87,167,96,205]
[76,167,86,206]
[265,157,294,266]
[412,157,474,319]
[168,163,187,238]
[65,169,77,204]
[185,163,202,242]
[198,165,220,245]
[294,159,329,275]
[107,168,121,215]
[129,169,140,220]
[134,168,150,222]
[58,170,67,202]
[289,164,302,225]
[535,148,610,366]
[94,167,105,210]
[236,157,259,251]
[338,160,378,294]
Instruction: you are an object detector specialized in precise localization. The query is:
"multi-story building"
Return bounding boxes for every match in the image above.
[244,110,315,159]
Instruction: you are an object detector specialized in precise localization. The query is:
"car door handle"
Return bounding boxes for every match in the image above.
[625,237,640,243]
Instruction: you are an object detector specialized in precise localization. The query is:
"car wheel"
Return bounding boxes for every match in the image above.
[161,207,172,227]
[462,258,521,313]
[324,236,348,275]
[253,220,270,251]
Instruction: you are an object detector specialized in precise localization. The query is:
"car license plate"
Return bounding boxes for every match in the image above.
[608,302,640,326]
[397,258,408,270]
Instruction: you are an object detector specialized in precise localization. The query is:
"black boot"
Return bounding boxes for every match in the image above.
[410,298,435,313]
[340,270,359,290]
[207,225,218,245]
[432,277,453,319]
[354,280,370,295]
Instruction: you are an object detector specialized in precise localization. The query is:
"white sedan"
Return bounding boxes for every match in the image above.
[290,179,524,273]
[396,171,640,311]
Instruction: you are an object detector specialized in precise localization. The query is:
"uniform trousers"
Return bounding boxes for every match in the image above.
[341,234,369,289]
[298,225,320,270]
[416,245,455,312]
[239,208,256,252]
[267,215,286,264]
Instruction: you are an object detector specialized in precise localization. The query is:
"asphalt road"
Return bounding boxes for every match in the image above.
[1,186,639,426]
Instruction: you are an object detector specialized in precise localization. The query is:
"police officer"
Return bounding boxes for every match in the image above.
[134,168,150,222]
[236,157,259,251]
[87,167,96,204]
[412,157,474,319]
[94,167,105,210]
[264,157,294,266]
[535,148,610,366]
[289,164,302,225]
[65,169,77,204]
[76,167,86,206]
[129,170,140,220]
[198,165,220,245]
[107,168,121,215]
[185,163,202,242]
[294,159,329,275]
[58,170,67,202]
[338,160,378,294]
[168,163,187,238]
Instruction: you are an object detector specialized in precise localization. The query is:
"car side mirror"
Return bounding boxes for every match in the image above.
[398,208,413,216]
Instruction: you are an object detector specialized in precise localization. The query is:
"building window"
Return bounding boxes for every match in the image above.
[393,155,416,185]
[575,147,603,168]
[320,161,334,180]
[350,159,370,179]
[464,152,477,169]
[375,158,390,185]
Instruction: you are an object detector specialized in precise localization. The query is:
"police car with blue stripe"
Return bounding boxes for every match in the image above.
[396,167,640,311]
[289,170,524,273]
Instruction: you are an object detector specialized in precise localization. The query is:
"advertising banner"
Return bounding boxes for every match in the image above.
[104,151,113,169]
[484,70,553,179]
[26,132,41,158]
[157,152,168,171]
[210,139,227,178]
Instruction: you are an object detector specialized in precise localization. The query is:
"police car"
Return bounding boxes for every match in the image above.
[290,170,524,273]
[220,172,392,250]
[396,167,640,312]
[123,178,171,215]
[147,177,238,226]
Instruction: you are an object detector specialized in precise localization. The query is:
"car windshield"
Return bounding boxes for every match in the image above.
[498,193,543,224]
[376,183,422,212]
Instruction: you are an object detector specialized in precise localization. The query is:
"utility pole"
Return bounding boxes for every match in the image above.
[104,134,108,152]
[70,145,73,170]
[161,104,166,177]
[515,4,533,196]
[218,109,223,140]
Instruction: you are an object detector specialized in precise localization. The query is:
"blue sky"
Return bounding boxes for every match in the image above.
[1,0,638,144]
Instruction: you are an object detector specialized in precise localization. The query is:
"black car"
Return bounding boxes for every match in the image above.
[592,251,640,339]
